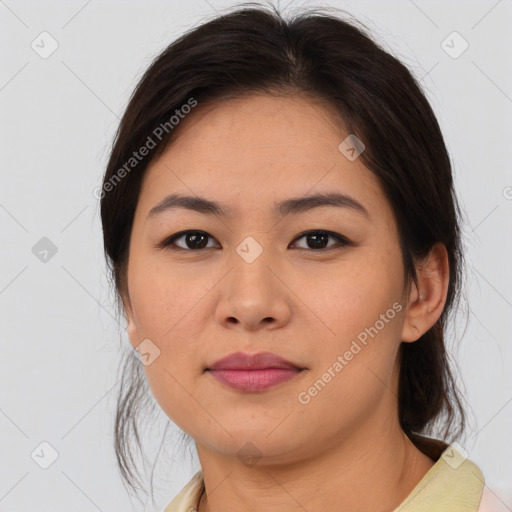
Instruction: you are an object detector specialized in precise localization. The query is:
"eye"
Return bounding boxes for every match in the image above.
[159,230,219,251]
[158,229,352,252]
[290,230,352,251]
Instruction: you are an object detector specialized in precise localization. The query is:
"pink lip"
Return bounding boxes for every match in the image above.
[208,368,304,392]
[206,351,306,392]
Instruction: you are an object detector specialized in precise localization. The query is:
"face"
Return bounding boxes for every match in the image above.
[123,93,413,463]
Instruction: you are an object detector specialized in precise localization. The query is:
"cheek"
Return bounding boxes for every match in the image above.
[311,258,403,340]
[125,272,195,415]
[128,255,201,342]
[127,262,203,426]
[302,295,402,429]
[306,251,404,393]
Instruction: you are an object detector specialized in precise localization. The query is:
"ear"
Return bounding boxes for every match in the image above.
[401,242,450,343]
[121,290,139,349]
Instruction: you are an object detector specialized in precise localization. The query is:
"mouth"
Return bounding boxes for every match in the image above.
[205,367,307,392]
[205,351,307,392]
[206,350,305,371]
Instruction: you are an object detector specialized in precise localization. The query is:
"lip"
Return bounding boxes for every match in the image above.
[207,351,304,371]
[205,351,307,392]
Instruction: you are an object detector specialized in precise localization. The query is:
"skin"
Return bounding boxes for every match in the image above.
[123,93,450,512]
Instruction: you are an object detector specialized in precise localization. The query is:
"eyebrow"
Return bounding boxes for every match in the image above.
[147,192,370,219]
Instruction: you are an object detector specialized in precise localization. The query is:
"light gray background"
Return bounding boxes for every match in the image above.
[1,0,511,511]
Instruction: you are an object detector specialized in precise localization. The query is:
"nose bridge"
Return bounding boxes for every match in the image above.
[228,233,275,290]
[212,224,294,332]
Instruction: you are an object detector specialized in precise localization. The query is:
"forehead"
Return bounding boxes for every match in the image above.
[166,92,348,157]
[137,93,389,219]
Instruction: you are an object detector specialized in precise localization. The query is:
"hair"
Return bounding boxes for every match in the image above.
[100,1,469,500]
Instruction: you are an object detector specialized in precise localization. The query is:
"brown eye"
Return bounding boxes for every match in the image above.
[290,230,352,251]
[161,230,218,250]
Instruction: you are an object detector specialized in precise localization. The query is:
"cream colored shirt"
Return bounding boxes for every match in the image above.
[162,444,493,512]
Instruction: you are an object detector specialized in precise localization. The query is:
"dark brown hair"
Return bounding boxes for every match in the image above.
[100,2,468,500]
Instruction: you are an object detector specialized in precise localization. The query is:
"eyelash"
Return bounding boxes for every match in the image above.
[158,230,353,252]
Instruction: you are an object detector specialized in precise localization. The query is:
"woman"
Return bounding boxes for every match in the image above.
[99,4,500,511]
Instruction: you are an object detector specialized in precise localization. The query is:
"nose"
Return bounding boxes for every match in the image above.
[214,245,292,333]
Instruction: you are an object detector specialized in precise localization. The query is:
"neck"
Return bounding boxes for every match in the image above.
[195,420,435,512]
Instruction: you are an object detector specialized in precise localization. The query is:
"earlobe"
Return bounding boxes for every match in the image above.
[401,242,450,343]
